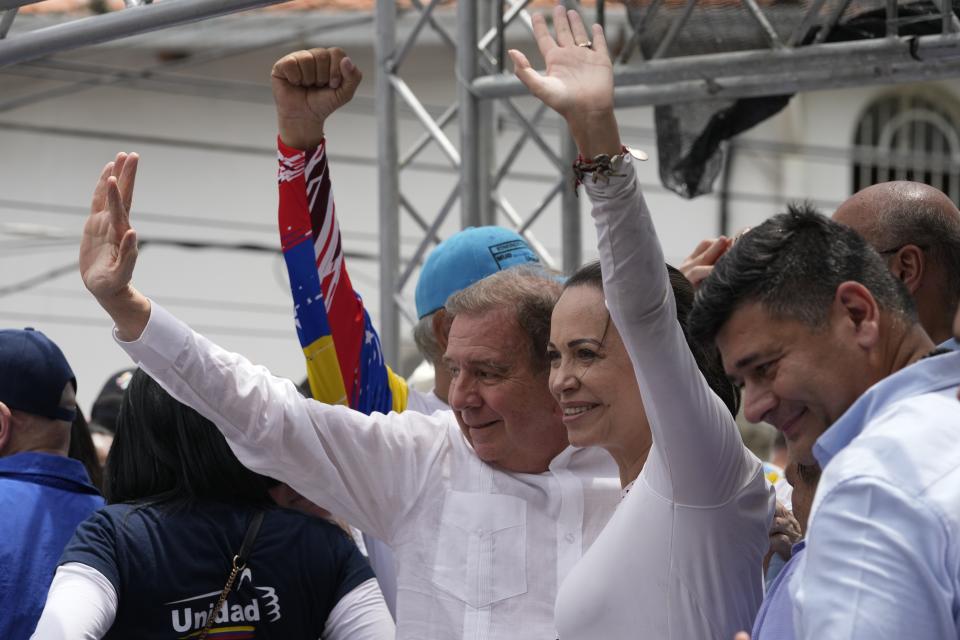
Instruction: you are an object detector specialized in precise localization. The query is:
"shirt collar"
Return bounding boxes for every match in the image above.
[548,446,583,471]
[814,350,960,468]
[938,337,960,351]
[0,451,100,494]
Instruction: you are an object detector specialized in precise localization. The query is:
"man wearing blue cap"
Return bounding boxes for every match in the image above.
[0,328,104,640]
[410,226,542,403]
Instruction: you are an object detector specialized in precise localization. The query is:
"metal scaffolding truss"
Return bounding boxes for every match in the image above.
[0,0,302,67]
[373,0,960,366]
[3,1,960,368]
[375,0,585,366]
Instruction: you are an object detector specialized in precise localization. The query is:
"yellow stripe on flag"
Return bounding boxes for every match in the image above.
[386,366,409,413]
[304,335,349,406]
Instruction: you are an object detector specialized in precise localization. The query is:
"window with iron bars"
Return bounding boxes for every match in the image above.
[853,90,960,204]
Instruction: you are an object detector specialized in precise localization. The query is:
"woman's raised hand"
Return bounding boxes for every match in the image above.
[509,5,620,157]
[509,6,612,121]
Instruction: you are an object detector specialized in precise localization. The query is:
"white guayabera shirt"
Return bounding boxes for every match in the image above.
[116,303,621,640]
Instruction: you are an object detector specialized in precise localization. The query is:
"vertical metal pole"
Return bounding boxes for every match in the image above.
[886,0,898,37]
[477,109,496,225]
[561,132,581,274]
[459,0,482,228]
[560,0,581,273]
[941,0,960,32]
[477,0,495,225]
[376,0,400,367]
[496,0,506,73]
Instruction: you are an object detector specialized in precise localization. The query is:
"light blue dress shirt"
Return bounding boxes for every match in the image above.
[753,541,805,640]
[790,350,960,639]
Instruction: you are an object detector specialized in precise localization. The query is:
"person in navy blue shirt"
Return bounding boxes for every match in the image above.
[32,368,393,640]
[0,328,105,640]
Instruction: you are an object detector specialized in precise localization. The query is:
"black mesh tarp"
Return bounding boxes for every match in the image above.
[622,0,957,198]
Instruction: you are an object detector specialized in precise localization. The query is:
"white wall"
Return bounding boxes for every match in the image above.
[2,13,959,415]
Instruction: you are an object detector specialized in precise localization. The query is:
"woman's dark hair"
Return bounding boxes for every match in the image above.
[104,369,276,508]
[69,407,104,491]
[564,260,740,417]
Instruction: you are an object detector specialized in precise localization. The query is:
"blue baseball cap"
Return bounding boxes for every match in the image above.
[415,226,541,319]
[0,328,77,422]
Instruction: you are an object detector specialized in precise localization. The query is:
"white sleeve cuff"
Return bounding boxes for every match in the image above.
[112,300,189,371]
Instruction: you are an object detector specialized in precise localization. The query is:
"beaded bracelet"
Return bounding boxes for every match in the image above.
[571,145,648,188]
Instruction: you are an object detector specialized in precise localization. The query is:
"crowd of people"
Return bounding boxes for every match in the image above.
[3,6,960,639]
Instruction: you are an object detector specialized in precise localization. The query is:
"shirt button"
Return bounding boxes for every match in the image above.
[564,533,575,543]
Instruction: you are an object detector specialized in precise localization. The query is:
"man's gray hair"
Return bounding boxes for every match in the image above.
[413,313,444,363]
[445,266,562,373]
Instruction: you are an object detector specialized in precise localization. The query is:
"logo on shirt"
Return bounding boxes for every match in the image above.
[167,568,281,637]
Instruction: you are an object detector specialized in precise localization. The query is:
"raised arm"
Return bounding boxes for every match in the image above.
[273,48,408,414]
[510,8,758,505]
[80,152,150,340]
[79,153,447,541]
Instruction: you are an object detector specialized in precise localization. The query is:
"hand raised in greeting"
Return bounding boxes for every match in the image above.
[80,152,151,341]
[80,152,139,302]
[509,6,620,158]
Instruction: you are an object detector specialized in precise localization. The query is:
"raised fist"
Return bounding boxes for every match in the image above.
[271,48,362,150]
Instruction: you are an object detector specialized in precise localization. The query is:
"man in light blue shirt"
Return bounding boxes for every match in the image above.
[790,340,960,638]
[745,181,959,639]
[689,203,960,639]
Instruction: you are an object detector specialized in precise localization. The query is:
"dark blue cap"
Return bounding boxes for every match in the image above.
[0,328,77,422]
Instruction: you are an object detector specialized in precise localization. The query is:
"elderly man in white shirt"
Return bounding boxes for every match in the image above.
[78,152,620,640]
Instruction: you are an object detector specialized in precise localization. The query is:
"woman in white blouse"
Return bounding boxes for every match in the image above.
[515,7,774,639]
